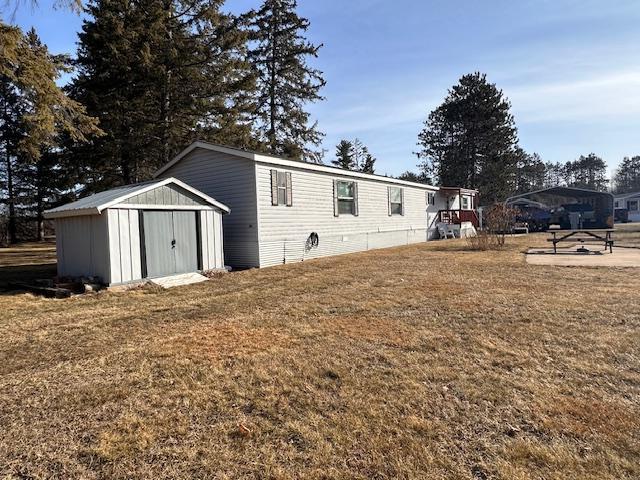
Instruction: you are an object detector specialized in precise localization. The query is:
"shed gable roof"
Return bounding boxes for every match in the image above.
[45,177,230,219]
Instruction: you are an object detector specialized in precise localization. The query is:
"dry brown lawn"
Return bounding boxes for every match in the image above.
[1,231,639,479]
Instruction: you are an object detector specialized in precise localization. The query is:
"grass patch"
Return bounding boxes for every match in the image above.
[0,231,639,478]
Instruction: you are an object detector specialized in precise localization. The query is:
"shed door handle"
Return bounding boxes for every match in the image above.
[171,239,176,248]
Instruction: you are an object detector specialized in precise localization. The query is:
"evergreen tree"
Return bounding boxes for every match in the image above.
[514,149,546,194]
[351,138,365,170]
[248,0,325,162]
[613,155,640,193]
[564,154,608,191]
[544,161,566,187]
[359,147,376,174]
[416,72,519,203]
[71,0,256,189]
[332,140,354,170]
[398,170,431,184]
[0,24,100,242]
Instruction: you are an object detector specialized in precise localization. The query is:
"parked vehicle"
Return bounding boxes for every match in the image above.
[513,205,551,232]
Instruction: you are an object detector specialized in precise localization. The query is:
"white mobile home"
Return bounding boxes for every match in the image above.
[155,142,477,268]
[614,192,640,222]
[44,178,229,285]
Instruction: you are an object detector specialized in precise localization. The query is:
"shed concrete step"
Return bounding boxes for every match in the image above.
[149,272,208,289]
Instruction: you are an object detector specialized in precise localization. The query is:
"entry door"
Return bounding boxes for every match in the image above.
[142,211,199,278]
[427,211,438,239]
[172,211,198,274]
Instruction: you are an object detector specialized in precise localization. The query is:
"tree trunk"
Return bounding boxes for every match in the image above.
[160,2,173,167]
[268,7,278,153]
[6,152,17,244]
[121,153,132,185]
[36,160,44,241]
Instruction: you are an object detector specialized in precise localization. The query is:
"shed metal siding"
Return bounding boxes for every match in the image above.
[55,214,110,282]
[199,209,225,270]
[157,149,259,268]
[107,209,143,284]
[124,184,205,206]
[255,162,436,267]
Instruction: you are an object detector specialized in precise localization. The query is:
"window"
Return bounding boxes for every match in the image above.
[629,200,638,211]
[388,186,404,215]
[270,169,292,206]
[427,191,435,206]
[277,172,287,205]
[335,180,358,215]
[614,201,620,208]
[461,196,470,210]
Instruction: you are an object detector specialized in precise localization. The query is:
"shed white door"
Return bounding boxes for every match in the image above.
[142,211,199,278]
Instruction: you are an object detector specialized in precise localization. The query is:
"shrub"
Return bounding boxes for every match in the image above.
[486,203,518,247]
[467,203,518,250]
[466,230,499,250]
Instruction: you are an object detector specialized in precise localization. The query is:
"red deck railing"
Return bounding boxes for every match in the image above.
[438,209,479,228]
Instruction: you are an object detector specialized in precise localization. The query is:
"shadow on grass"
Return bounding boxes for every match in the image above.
[0,242,57,295]
[0,263,58,295]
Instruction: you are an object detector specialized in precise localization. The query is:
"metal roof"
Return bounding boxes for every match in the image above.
[44,177,230,219]
[614,191,640,200]
[154,141,441,191]
[506,186,614,203]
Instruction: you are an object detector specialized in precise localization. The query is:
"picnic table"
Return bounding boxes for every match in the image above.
[547,229,614,254]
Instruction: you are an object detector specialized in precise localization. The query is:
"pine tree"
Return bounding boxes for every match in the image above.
[0,24,100,242]
[71,0,256,188]
[398,171,432,184]
[359,147,376,174]
[544,161,566,187]
[332,140,354,170]
[613,156,640,193]
[248,0,325,162]
[416,72,519,203]
[351,138,365,170]
[514,149,546,194]
[564,154,608,191]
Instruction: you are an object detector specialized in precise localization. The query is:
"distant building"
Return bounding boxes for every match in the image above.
[614,191,640,222]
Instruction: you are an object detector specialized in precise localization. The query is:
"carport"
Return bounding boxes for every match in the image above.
[506,186,614,230]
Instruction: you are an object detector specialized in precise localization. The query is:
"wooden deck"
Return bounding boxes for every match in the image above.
[438,209,480,227]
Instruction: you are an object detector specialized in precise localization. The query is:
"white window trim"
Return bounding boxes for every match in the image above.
[388,186,404,216]
[335,180,358,216]
[277,172,287,205]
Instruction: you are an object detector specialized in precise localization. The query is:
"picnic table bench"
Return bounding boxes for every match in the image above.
[547,229,614,254]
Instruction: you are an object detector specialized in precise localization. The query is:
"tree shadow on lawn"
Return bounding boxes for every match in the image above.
[0,263,58,295]
[0,243,57,295]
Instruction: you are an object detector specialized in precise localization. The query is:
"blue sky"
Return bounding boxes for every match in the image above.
[5,0,640,177]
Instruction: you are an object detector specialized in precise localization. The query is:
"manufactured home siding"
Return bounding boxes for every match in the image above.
[255,162,437,267]
[55,215,110,282]
[158,149,259,268]
[440,192,473,210]
[615,194,640,222]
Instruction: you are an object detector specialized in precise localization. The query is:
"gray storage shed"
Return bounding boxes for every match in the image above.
[44,178,230,286]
